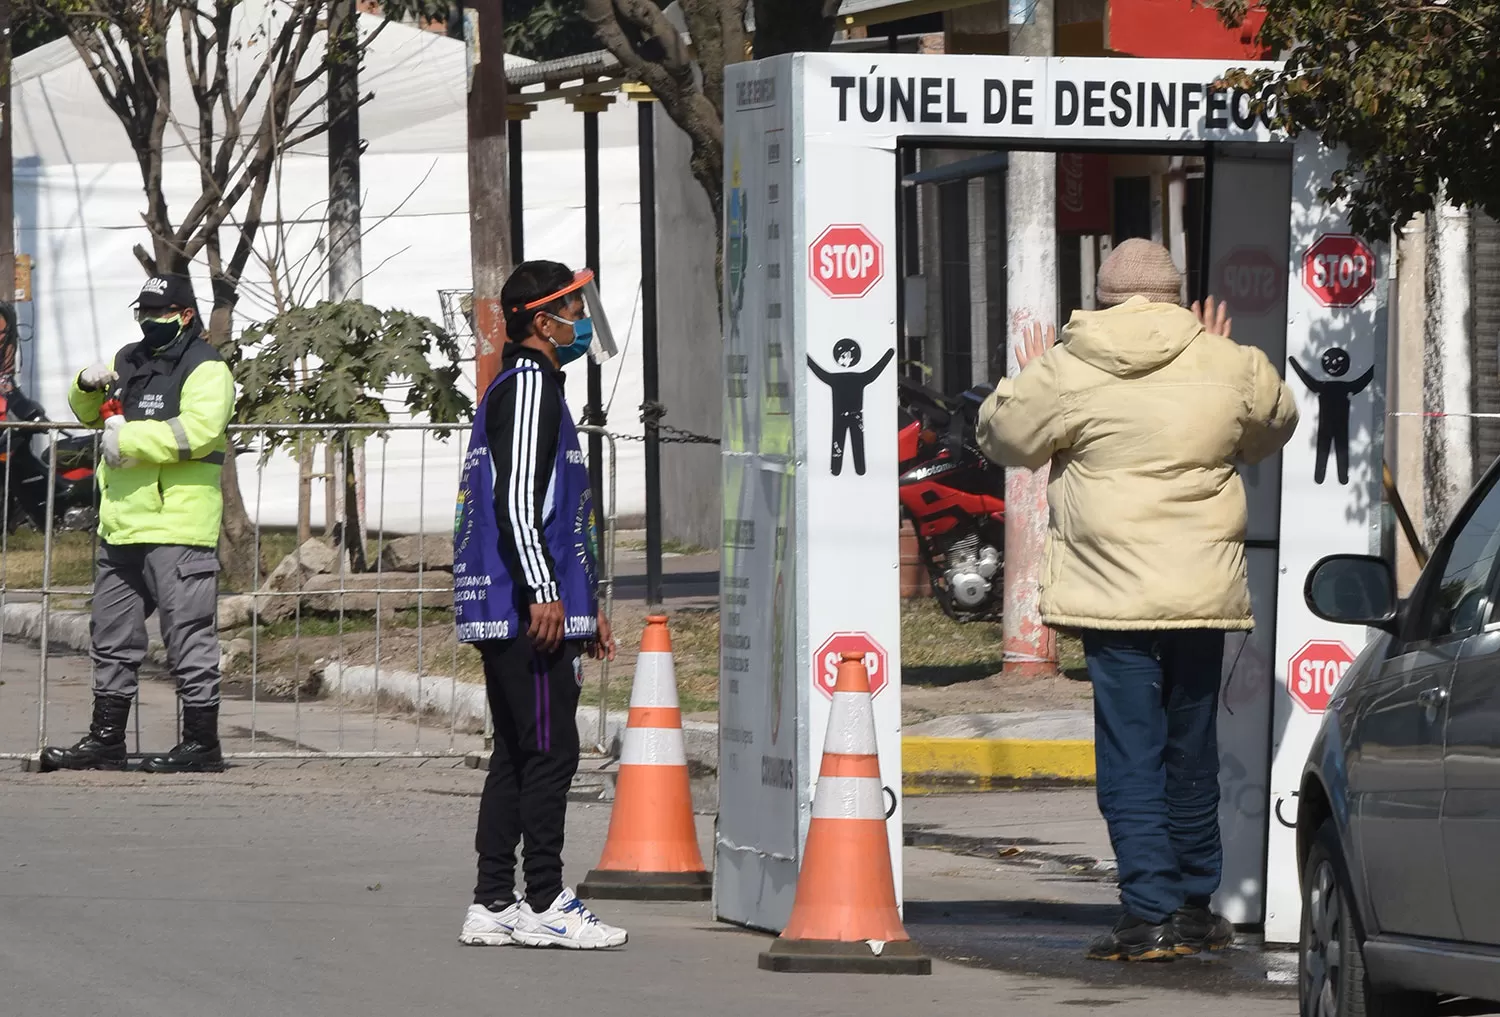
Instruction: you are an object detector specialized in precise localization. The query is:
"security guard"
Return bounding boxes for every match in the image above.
[40,273,236,773]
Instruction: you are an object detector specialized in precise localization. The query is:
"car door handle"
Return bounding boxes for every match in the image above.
[1418,688,1450,707]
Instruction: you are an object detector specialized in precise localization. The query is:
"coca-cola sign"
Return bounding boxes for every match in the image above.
[1056,152,1109,234]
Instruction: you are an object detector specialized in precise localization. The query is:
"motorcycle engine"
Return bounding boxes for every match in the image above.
[943,533,1001,609]
[61,506,97,532]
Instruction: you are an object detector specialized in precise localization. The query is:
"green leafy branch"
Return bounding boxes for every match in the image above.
[1212,0,1500,238]
[231,300,473,456]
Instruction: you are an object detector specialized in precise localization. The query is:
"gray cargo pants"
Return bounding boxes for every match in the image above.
[92,543,221,708]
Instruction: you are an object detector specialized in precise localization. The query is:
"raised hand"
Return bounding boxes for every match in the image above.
[1015,321,1057,371]
[1191,295,1232,338]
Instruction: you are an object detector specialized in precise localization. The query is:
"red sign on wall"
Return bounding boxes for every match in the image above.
[1288,639,1355,714]
[809,224,884,299]
[1215,247,1284,317]
[1056,153,1111,234]
[1301,234,1376,309]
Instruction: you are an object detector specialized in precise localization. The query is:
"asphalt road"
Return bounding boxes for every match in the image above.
[0,763,1300,1017]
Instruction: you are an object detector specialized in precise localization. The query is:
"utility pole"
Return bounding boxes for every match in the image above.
[1002,0,1058,678]
[466,0,512,396]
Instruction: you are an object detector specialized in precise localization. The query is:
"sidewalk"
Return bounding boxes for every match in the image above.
[905,788,1113,876]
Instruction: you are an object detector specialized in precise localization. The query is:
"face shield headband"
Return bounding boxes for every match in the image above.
[510,269,618,366]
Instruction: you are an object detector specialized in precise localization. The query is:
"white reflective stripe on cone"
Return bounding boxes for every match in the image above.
[620,725,688,767]
[811,774,885,821]
[628,653,680,709]
[823,691,878,756]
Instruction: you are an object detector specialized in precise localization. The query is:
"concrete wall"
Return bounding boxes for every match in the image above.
[653,103,723,550]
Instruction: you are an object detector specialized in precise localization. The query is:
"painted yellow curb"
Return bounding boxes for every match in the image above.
[902,736,1096,782]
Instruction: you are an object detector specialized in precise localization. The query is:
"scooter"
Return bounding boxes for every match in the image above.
[897,376,1007,622]
[0,392,99,535]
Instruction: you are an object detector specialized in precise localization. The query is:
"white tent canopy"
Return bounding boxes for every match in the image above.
[12,8,647,533]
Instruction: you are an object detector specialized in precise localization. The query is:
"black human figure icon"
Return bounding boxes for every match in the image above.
[807,339,895,476]
[1288,346,1373,486]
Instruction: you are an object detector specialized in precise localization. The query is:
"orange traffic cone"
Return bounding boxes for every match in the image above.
[579,615,711,901]
[759,651,930,974]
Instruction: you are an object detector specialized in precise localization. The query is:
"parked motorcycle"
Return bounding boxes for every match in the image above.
[0,393,99,535]
[897,376,1006,622]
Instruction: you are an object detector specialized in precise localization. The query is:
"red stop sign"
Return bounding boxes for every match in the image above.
[814,631,889,699]
[1215,247,1283,317]
[1302,234,1376,308]
[809,224,884,299]
[1288,639,1354,713]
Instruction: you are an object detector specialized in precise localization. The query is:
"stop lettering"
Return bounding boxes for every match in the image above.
[809,224,884,299]
[1215,247,1282,317]
[814,631,889,698]
[1301,234,1376,308]
[1287,639,1355,713]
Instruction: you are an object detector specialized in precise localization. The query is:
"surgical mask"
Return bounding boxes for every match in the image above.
[139,314,185,352]
[546,314,593,366]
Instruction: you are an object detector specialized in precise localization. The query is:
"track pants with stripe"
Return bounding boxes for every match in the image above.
[473,635,583,913]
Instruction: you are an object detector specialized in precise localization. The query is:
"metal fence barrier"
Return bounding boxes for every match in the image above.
[0,419,619,765]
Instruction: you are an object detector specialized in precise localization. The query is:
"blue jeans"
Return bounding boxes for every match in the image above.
[1083,629,1225,924]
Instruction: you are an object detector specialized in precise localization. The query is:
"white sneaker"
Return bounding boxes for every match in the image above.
[512,888,628,950]
[459,894,524,946]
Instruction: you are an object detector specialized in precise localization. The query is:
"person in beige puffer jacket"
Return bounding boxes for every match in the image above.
[977,238,1298,963]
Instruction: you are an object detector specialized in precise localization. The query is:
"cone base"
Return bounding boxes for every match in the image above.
[578,869,713,901]
[757,938,932,975]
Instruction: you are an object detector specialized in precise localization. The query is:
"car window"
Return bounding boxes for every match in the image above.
[1419,473,1500,639]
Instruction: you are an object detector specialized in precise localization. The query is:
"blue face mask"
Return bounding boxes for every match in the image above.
[547,314,593,366]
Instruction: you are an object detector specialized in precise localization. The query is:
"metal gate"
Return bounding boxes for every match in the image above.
[0,420,619,766]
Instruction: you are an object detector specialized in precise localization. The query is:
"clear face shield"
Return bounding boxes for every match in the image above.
[523,269,619,366]
[577,276,618,365]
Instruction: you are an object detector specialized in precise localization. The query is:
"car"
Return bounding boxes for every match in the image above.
[1299,463,1500,1017]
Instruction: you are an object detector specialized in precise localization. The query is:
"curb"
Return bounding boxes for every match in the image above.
[902,736,1095,784]
[0,608,1094,784]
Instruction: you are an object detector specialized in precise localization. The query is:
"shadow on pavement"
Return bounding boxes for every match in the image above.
[906,897,1297,998]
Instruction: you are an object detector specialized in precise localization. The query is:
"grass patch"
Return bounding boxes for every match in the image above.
[899,598,1085,685]
[253,606,456,640]
[615,536,710,556]
[588,606,719,713]
[0,529,97,590]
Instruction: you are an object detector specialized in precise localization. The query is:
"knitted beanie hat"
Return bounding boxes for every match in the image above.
[1097,238,1183,306]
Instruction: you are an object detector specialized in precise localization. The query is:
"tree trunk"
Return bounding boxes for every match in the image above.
[328,0,368,567]
[1424,193,1475,546]
[208,292,259,592]
[342,440,368,574]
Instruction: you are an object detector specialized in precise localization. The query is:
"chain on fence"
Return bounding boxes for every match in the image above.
[0,419,620,766]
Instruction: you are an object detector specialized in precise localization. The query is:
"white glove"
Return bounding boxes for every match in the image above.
[79,363,117,392]
[101,416,137,470]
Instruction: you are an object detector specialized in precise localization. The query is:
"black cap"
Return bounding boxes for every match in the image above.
[135,273,196,311]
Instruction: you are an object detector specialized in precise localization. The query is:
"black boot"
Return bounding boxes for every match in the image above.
[1085,913,1178,962]
[39,695,131,772]
[140,704,225,774]
[1171,903,1235,954]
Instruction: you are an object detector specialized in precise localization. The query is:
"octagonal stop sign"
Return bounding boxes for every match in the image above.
[809,224,884,299]
[1215,247,1283,317]
[1302,234,1376,308]
[1288,639,1355,713]
[815,631,889,699]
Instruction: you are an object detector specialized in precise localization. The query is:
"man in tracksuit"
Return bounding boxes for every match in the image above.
[40,273,236,774]
[453,260,624,950]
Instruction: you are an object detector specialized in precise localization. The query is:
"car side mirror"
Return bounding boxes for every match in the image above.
[1304,554,1399,632]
